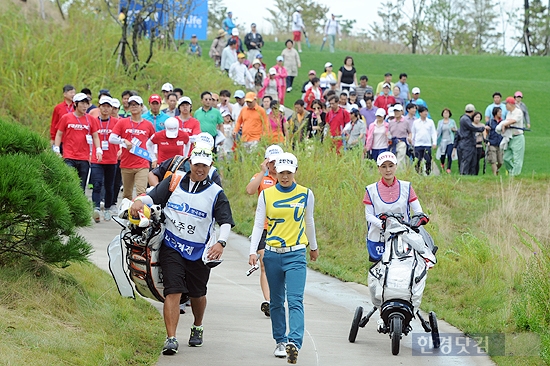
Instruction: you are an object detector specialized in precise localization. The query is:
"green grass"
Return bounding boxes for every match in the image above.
[0,259,164,365]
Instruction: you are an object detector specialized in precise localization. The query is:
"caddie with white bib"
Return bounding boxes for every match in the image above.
[130,146,234,356]
[363,152,424,262]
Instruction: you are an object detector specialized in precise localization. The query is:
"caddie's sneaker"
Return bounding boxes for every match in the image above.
[285,342,298,364]
[162,337,178,355]
[93,209,101,223]
[261,301,270,317]
[188,325,203,347]
[273,342,286,358]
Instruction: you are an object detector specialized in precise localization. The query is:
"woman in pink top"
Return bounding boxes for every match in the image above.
[365,108,390,161]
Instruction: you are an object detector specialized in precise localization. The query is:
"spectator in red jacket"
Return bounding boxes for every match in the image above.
[373,83,396,113]
[50,84,76,145]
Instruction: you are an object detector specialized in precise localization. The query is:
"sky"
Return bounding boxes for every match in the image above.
[222,0,520,51]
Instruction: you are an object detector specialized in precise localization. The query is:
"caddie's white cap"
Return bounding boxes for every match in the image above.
[162,83,174,92]
[73,93,90,103]
[128,95,144,105]
[376,151,397,166]
[275,152,298,173]
[375,108,386,117]
[164,117,179,138]
[264,144,284,161]
[193,132,215,149]
[190,147,213,166]
[98,96,114,106]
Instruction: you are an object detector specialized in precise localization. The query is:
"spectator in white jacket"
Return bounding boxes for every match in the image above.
[221,40,238,73]
[412,106,437,175]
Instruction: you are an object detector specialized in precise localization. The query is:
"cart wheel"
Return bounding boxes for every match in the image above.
[390,315,402,355]
[429,311,440,349]
[348,306,363,343]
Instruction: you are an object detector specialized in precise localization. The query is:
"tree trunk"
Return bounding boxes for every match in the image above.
[523,0,532,55]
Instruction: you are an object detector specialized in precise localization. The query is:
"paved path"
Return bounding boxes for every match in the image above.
[82,218,494,366]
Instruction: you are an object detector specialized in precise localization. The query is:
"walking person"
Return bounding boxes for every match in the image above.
[130,147,235,356]
[291,6,305,53]
[50,84,76,146]
[248,152,319,364]
[324,13,341,53]
[109,95,156,199]
[246,145,284,318]
[53,92,103,191]
[337,56,358,91]
[501,96,525,176]
[244,23,264,62]
[365,108,389,161]
[411,106,437,175]
[281,39,301,92]
[209,29,227,68]
[90,96,119,222]
[485,107,504,176]
[454,104,488,175]
[363,152,425,262]
[435,108,457,174]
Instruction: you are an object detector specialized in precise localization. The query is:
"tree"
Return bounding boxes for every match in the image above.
[339,18,357,36]
[424,0,462,54]
[265,0,329,34]
[369,0,405,44]
[518,0,550,55]
[0,119,93,267]
[401,0,428,54]
[467,0,501,53]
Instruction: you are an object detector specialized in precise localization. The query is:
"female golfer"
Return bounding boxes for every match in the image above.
[363,151,424,262]
[249,152,319,364]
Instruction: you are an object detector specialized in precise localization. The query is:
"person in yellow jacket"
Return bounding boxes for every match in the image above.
[248,152,319,364]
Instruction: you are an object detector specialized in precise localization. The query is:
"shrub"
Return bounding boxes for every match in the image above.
[0,118,92,266]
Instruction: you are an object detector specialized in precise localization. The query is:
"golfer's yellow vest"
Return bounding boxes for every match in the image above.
[263,183,309,248]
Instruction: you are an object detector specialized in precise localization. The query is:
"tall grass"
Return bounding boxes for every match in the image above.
[0,2,235,136]
[219,142,549,365]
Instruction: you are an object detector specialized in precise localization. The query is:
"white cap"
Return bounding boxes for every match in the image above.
[221,110,231,118]
[269,67,277,75]
[279,105,285,113]
[382,83,391,89]
[194,132,215,149]
[98,96,113,106]
[128,95,143,105]
[275,152,298,173]
[412,87,421,94]
[324,62,333,68]
[376,151,397,166]
[162,83,174,92]
[164,117,179,138]
[465,103,476,112]
[388,109,395,117]
[252,59,261,66]
[393,104,403,111]
[190,147,213,166]
[234,90,245,99]
[375,108,386,117]
[276,56,284,62]
[111,98,121,108]
[73,93,90,103]
[296,6,303,11]
[177,96,192,107]
[264,145,284,161]
[231,28,239,36]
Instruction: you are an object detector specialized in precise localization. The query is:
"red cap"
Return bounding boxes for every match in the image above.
[149,94,162,104]
[505,96,515,104]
